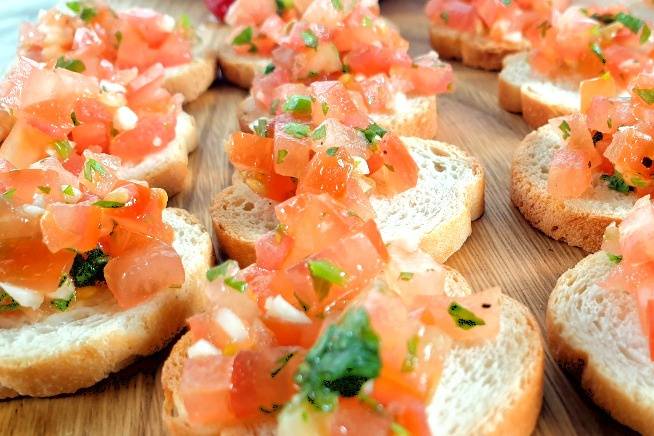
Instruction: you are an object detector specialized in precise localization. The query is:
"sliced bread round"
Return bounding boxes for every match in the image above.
[211,137,484,266]
[212,23,271,89]
[547,252,654,434]
[0,208,213,398]
[161,267,544,435]
[511,122,637,252]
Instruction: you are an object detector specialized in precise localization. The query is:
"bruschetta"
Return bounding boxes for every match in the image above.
[211,87,484,266]
[219,0,452,138]
[425,0,566,71]
[0,151,212,398]
[0,56,197,196]
[163,192,543,435]
[511,72,654,252]
[18,2,216,103]
[499,5,654,127]
[547,195,654,434]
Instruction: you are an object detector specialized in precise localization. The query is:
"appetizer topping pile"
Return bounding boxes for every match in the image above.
[0,56,182,167]
[548,72,654,199]
[528,6,653,87]
[226,0,453,114]
[0,152,183,317]
[20,1,194,78]
[425,0,565,45]
[231,80,419,205]
[179,192,500,433]
[601,196,654,358]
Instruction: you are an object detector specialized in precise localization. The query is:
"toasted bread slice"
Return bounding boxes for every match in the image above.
[498,52,581,128]
[239,94,439,140]
[429,25,528,71]
[511,122,637,252]
[117,111,198,196]
[164,56,217,103]
[161,267,544,435]
[211,137,484,266]
[547,251,654,434]
[212,24,271,89]
[0,208,213,399]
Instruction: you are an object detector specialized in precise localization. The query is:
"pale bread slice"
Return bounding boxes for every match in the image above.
[211,137,484,266]
[118,111,198,196]
[0,208,213,399]
[239,94,439,140]
[511,121,637,252]
[164,56,217,103]
[547,251,654,434]
[161,267,544,436]
[429,24,528,71]
[498,52,580,128]
[212,24,271,89]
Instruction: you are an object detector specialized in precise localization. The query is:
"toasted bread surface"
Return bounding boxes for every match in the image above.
[162,268,543,435]
[547,252,654,434]
[164,57,217,103]
[212,24,271,89]
[0,208,212,399]
[511,122,637,252]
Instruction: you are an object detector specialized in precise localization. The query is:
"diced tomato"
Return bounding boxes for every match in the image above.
[580,74,617,113]
[291,42,343,80]
[390,52,453,95]
[74,97,113,125]
[180,355,238,426]
[313,119,370,159]
[0,237,74,292]
[548,148,592,199]
[103,228,184,308]
[359,74,394,112]
[372,377,430,436]
[0,167,63,205]
[72,122,110,152]
[225,0,277,27]
[110,113,177,163]
[426,0,476,32]
[228,132,275,174]
[255,229,294,270]
[40,202,109,253]
[21,97,75,139]
[345,46,412,77]
[310,81,369,129]
[262,316,322,347]
[369,134,418,196]
[242,171,297,202]
[273,124,312,178]
[586,97,634,134]
[0,121,55,168]
[297,148,354,197]
[604,127,654,186]
[330,397,392,435]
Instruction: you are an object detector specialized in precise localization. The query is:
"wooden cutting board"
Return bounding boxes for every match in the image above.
[0,0,637,434]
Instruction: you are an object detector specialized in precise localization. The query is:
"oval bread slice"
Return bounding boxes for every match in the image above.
[0,208,213,398]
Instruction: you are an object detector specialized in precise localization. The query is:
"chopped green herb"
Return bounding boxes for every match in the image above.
[607,117,613,129]
[38,185,51,194]
[71,111,80,126]
[253,118,269,137]
[283,95,313,116]
[270,98,280,115]
[92,200,124,208]
[264,63,276,75]
[607,253,623,264]
[295,308,381,412]
[321,102,329,115]
[277,149,289,164]
[80,6,97,22]
[276,0,294,14]
[362,15,373,27]
[232,26,253,46]
[83,158,106,182]
[271,352,296,378]
[302,29,318,49]
[633,88,654,105]
[311,124,326,140]
[401,335,419,372]
[501,0,511,5]
[326,147,339,156]
[631,176,647,188]
[224,277,248,293]
[307,260,347,299]
[360,123,387,144]
[53,139,73,160]
[440,11,449,23]
[2,188,16,201]
[590,42,606,64]
[0,291,19,312]
[342,64,351,73]
[331,0,343,11]
[615,12,645,34]
[399,272,414,281]
[66,1,81,13]
[51,288,76,312]
[448,302,486,330]
[559,120,571,139]
[601,171,631,193]
[179,14,192,31]
[391,422,410,436]
[283,122,310,138]
[55,56,86,73]
[206,260,238,282]
[70,248,109,287]
[62,185,75,197]
[642,24,652,44]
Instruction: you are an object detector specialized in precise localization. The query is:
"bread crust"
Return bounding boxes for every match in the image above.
[547,253,654,435]
[212,24,270,89]
[429,24,527,71]
[164,56,217,103]
[520,85,574,130]
[0,208,212,398]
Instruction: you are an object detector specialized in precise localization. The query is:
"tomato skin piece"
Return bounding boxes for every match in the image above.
[369,134,418,196]
[228,132,275,175]
[330,397,392,435]
[71,122,110,152]
[40,203,109,254]
[74,97,113,125]
[344,46,412,76]
[255,230,293,270]
[547,148,592,199]
[297,148,354,197]
[262,316,322,348]
[180,355,238,426]
[273,126,312,178]
[242,171,297,202]
[372,377,430,436]
[310,81,369,129]
[109,113,177,164]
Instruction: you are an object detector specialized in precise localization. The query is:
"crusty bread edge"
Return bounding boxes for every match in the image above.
[546,253,654,434]
[164,56,217,103]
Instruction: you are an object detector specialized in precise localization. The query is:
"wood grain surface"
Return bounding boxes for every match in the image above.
[0,0,637,434]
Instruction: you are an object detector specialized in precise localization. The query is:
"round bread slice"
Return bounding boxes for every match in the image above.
[429,24,528,71]
[117,111,198,196]
[498,52,580,128]
[511,122,637,252]
[0,208,213,399]
[211,137,484,266]
[161,267,544,435]
[547,251,654,434]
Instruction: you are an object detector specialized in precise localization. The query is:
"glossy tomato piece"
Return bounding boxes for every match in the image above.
[74,97,113,125]
[426,0,476,32]
[242,171,297,202]
[229,132,275,174]
[310,81,369,129]
[0,121,53,168]
[273,124,312,178]
[255,230,294,270]
[262,316,322,348]
[390,52,453,95]
[369,133,418,196]
[72,122,110,152]
[297,148,354,197]
[330,397,392,435]
[372,377,430,436]
[580,74,617,113]
[313,119,369,159]
[40,202,109,253]
[345,46,412,76]
[21,97,75,139]
[110,113,177,163]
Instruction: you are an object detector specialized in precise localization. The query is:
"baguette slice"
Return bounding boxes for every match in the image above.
[511,121,637,252]
[429,24,528,71]
[117,111,198,196]
[499,52,580,128]
[547,251,654,434]
[161,267,544,435]
[240,93,438,142]
[0,208,213,399]
[212,24,271,89]
[211,137,484,266]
